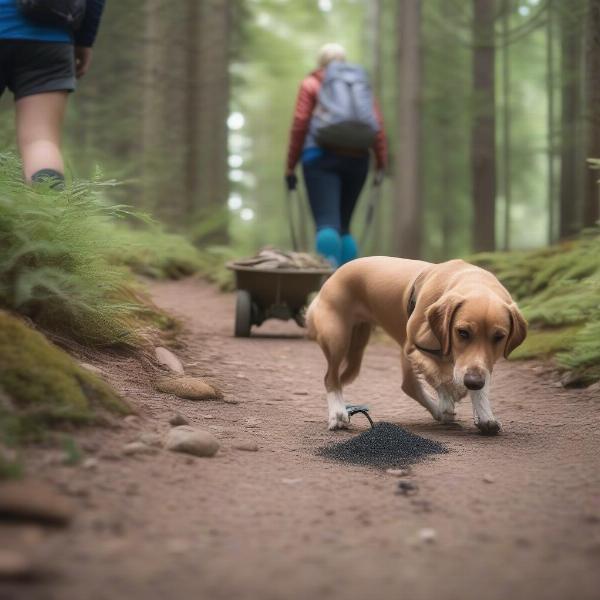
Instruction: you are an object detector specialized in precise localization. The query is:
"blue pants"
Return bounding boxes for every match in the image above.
[302,152,369,266]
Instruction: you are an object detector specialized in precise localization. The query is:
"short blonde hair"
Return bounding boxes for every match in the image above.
[317,43,347,68]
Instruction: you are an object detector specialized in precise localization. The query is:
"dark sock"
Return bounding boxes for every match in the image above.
[31,169,65,190]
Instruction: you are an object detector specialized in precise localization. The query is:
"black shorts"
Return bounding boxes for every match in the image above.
[0,40,75,101]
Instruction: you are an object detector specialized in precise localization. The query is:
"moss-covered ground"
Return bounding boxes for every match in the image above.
[471,230,600,386]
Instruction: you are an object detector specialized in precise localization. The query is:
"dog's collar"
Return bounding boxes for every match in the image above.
[407,276,444,358]
[413,342,444,358]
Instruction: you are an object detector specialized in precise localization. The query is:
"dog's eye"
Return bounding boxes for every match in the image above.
[493,333,506,343]
[457,328,470,340]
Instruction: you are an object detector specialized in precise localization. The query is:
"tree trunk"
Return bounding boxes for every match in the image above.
[501,0,511,250]
[190,0,230,243]
[366,0,383,255]
[559,3,583,239]
[584,0,600,228]
[471,0,497,252]
[184,0,201,216]
[141,0,166,212]
[393,0,422,259]
[547,0,556,242]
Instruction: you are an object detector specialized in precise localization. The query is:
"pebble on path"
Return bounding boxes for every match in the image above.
[169,413,189,427]
[166,426,220,457]
[318,422,447,469]
[155,346,185,375]
[156,376,224,401]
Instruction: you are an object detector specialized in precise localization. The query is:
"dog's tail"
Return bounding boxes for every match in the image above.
[340,322,372,386]
[305,294,319,340]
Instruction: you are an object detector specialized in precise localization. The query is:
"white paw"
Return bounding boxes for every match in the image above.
[439,409,457,424]
[328,410,349,430]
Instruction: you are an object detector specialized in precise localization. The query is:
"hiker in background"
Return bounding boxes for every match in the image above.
[0,0,106,187]
[285,43,388,268]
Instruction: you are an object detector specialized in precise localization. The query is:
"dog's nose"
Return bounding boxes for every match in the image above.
[464,371,486,390]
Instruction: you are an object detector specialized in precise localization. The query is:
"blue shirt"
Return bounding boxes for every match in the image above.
[0,0,106,46]
[0,0,71,43]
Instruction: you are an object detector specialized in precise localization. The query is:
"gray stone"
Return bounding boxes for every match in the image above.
[122,442,158,456]
[169,413,189,427]
[166,426,219,457]
[155,347,185,375]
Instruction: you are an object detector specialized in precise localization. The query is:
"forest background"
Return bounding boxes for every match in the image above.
[0,0,599,393]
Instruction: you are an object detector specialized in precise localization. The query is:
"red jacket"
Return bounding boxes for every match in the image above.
[286,68,388,172]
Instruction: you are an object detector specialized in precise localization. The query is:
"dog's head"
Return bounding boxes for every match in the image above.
[426,293,527,390]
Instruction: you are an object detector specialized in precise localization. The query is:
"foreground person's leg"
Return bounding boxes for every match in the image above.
[16,91,68,185]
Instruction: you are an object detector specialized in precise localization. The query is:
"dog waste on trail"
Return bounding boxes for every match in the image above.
[319,422,447,469]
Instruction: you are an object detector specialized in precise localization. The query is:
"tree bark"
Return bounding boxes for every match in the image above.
[471,0,497,252]
[393,0,422,259]
[584,0,600,228]
[559,3,583,239]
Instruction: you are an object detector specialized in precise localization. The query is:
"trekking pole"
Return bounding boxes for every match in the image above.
[360,182,382,249]
[296,186,310,252]
[285,188,299,251]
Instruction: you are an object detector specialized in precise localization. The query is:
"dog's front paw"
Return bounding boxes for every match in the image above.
[439,409,456,424]
[475,419,502,436]
[328,410,350,431]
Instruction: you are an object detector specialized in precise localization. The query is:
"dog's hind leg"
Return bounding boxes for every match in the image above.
[400,353,441,421]
[340,322,372,387]
[318,318,352,430]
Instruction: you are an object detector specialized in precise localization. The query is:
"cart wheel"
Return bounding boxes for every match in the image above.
[235,290,252,337]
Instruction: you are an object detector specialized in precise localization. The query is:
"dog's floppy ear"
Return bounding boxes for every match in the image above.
[426,293,464,356]
[504,303,527,358]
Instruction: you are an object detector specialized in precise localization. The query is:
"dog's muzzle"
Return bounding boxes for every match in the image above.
[464,370,486,391]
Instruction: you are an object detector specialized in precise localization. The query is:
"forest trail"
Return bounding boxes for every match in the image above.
[3,277,600,600]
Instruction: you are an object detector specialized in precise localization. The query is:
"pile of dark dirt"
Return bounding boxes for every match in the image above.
[318,422,448,469]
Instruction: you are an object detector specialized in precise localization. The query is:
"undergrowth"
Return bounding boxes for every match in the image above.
[472,230,600,386]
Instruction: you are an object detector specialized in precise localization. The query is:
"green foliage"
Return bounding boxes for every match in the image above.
[0,311,130,446]
[0,154,214,346]
[472,231,600,385]
[0,154,153,346]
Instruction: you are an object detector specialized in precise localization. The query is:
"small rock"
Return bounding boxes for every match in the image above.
[79,362,103,375]
[396,481,418,496]
[0,550,37,581]
[165,426,219,457]
[155,347,185,375]
[122,442,158,456]
[233,441,259,452]
[418,528,437,544]
[169,413,189,427]
[245,417,261,428]
[82,457,99,470]
[156,376,223,401]
[123,415,141,427]
[281,478,302,485]
[137,432,163,448]
[483,474,495,484]
[0,480,74,526]
[386,468,412,477]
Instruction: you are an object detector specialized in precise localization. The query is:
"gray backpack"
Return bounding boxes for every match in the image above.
[312,62,379,150]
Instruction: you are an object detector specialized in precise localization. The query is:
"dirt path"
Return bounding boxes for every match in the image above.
[3,277,600,600]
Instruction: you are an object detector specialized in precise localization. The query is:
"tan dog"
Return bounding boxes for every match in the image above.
[306,257,527,435]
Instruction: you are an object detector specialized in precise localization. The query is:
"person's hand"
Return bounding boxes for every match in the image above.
[373,169,385,187]
[285,170,298,191]
[74,47,93,79]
